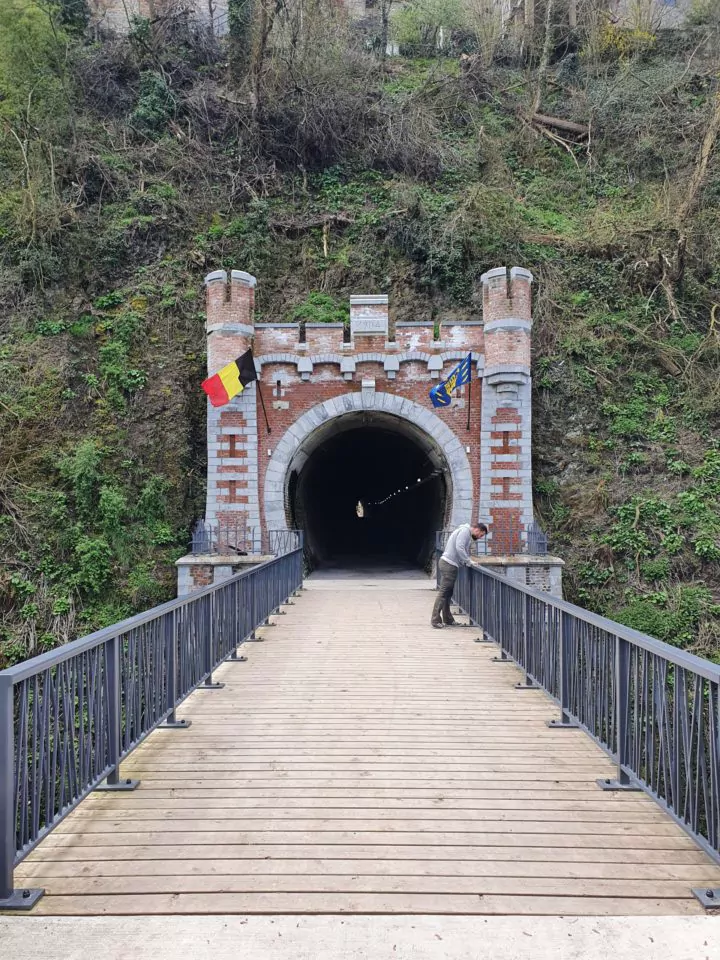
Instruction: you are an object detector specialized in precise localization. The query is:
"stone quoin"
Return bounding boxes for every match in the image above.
[176,265,562,594]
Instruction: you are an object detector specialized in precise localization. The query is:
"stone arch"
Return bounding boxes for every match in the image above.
[263,391,474,532]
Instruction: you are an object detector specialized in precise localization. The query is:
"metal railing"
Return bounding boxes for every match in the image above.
[191,520,301,558]
[0,547,303,909]
[452,562,720,869]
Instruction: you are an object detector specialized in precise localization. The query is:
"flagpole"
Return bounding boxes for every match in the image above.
[466,358,472,431]
[256,380,271,435]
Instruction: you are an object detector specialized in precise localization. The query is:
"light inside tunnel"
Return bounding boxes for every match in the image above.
[287,413,449,571]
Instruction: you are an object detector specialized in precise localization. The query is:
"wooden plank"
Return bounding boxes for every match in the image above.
[18,857,720,882]
[11,874,709,898]
[104,765,620,796]
[68,806,668,823]
[54,818,682,836]
[18,892,705,916]
[24,842,714,865]
[41,829,696,848]
[83,794,659,809]
[118,774,614,784]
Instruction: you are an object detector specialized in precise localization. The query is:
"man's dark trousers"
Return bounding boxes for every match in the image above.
[432,559,458,625]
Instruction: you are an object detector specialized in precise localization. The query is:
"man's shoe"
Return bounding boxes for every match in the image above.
[431,622,445,629]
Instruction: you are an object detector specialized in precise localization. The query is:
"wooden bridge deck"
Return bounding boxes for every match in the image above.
[15,576,720,916]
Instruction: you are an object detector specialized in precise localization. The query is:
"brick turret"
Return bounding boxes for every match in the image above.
[479,267,534,555]
[204,269,260,548]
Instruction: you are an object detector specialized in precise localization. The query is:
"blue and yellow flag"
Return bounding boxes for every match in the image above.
[429,354,472,408]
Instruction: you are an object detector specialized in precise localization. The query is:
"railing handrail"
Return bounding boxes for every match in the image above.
[0,549,301,684]
[466,558,720,683]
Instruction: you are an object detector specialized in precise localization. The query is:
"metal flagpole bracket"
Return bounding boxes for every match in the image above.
[96,777,139,792]
[0,888,44,911]
[693,888,720,909]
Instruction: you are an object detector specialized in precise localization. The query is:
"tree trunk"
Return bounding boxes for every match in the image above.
[531,0,554,115]
[380,0,392,69]
[679,93,720,222]
[524,0,535,29]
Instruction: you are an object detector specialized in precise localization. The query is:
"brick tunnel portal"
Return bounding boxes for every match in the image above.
[286,412,449,571]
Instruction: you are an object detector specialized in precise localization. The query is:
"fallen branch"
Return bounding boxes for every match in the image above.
[269,212,356,236]
[532,112,589,138]
[535,124,581,168]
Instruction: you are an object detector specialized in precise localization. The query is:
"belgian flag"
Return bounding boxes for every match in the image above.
[202,348,258,408]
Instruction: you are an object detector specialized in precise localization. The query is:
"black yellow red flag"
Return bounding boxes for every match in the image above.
[202,348,257,407]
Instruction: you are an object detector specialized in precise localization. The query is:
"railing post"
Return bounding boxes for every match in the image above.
[200,593,225,690]
[547,611,578,729]
[0,676,43,909]
[159,609,191,729]
[597,635,640,791]
[96,636,139,792]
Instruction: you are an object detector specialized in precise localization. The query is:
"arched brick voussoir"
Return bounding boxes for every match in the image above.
[263,392,475,533]
[396,352,432,364]
[255,353,303,368]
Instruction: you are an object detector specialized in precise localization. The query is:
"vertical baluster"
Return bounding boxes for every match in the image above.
[515,592,539,690]
[548,611,577,729]
[201,592,224,690]
[597,636,639,792]
[160,610,191,729]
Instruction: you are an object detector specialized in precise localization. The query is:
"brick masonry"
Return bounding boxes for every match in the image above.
[203,265,536,555]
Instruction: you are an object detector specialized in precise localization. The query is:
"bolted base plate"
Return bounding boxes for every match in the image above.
[597,777,642,792]
[692,888,720,909]
[491,656,512,663]
[0,888,45,911]
[474,637,494,644]
[229,654,248,662]
[515,680,541,690]
[158,718,192,730]
[199,682,225,690]
[96,777,140,792]
[547,718,579,729]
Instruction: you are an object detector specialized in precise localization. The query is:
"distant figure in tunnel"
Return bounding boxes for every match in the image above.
[432,522,488,628]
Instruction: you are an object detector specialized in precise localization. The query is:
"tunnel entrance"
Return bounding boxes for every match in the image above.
[287,412,449,572]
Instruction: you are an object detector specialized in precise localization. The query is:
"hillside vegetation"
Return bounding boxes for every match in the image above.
[1,0,719,666]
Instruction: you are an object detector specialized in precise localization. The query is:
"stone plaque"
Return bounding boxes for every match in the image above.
[350,295,389,338]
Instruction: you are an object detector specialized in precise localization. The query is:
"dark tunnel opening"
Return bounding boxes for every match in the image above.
[288,414,449,572]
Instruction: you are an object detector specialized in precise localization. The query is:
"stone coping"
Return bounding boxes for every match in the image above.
[175,554,274,566]
[472,555,565,566]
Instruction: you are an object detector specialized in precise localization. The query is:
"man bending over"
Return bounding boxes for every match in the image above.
[431,521,488,628]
